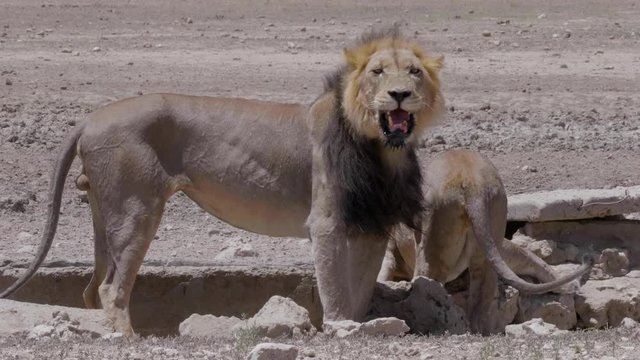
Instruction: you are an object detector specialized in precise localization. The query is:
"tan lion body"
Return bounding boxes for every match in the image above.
[2,29,444,335]
[2,94,314,335]
[378,149,593,334]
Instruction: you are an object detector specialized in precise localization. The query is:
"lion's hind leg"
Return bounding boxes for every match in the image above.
[82,189,109,309]
[97,195,164,336]
[80,146,170,336]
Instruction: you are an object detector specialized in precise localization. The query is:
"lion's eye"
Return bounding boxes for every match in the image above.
[371,68,384,75]
[409,67,422,75]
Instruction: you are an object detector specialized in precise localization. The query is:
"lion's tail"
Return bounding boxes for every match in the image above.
[0,125,83,298]
[465,196,594,295]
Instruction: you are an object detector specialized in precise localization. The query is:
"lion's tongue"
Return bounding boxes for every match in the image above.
[388,109,410,133]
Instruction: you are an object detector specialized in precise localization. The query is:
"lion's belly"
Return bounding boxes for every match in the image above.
[183,180,311,238]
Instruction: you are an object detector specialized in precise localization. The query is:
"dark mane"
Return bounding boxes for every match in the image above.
[320,90,423,237]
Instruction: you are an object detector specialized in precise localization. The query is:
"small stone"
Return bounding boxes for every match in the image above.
[91,47,101,52]
[28,324,55,339]
[61,48,72,53]
[360,317,410,336]
[185,17,193,24]
[552,33,560,38]
[620,317,638,328]
[101,332,124,340]
[16,232,34,242]
[5,78,12,85]
[604,66,615,70]
[481,30,491,37]
[248,343,298,360]
[480,103,491,111]
[16,245,36,254]
[537,13,546,19]
[505,318,568,337]
[301,349,316,358]
[560,64,568,68]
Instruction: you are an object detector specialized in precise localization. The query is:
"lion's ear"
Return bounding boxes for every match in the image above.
[343,47,367,71]
[423,55,444,73]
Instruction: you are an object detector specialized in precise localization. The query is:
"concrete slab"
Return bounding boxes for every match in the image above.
[507,186,640,222]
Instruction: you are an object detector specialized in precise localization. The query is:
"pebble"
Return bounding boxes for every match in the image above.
[16,231,34,242]
[61,48,72,53]
[91,46,101,52]
[482,30,491,37]
[537,13,546,19]
[5,78,11,85]
[560,64,568,69]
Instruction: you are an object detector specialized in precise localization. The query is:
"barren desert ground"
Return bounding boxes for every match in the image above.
[1,0,640,359]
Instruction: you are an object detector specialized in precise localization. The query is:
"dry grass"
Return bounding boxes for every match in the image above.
[0,327,637,359]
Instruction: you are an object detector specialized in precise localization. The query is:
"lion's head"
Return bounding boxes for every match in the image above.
[340,29,444,148]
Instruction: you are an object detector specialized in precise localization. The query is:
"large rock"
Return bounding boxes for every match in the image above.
[179,313,242,339]
[247,343,298,360]
[517,293,577,330]
[243,296,313,338]
[507,186,640,222]
[505,318,568,337]
[368,277,468,335]
[360,317,410,336]
[323,320,362,338]
[0,299,111,337]
[575,275,640,328]
[516,220,640,269]
[322,317,409,338]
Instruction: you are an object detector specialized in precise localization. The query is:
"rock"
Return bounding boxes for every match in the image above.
[179,313,242,339]
[481,30,491,37]
[360,317,409,336]
[101,332,124,340]
[505,318,568,337]
[323,320,361,338]
[0,299,110,337]
[517,293,577,330]
[575,275,640,328]
[16,231,34,242]
[507,186,640,221]
[516,221,640,270]
[215,244,258,260]
[247,343,298,360]
[91,46,101,52]
[620,317,639,328]
[242,296,312,338]
[28,324,55,339]
[599,248,630,277]
[16,245,36,254]
[368,277,468,335]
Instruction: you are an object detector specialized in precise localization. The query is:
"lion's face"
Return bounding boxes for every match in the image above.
[342,39,443,148]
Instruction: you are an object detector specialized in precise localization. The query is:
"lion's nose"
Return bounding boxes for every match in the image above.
[388,90,412,104]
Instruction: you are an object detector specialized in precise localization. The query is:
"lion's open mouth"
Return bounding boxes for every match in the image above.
[379,109,415,147]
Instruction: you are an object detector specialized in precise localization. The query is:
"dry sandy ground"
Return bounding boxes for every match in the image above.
[1,0,640,358]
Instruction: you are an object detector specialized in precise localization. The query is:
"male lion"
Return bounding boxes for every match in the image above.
[1,28,444,335]
[378,149,594,334]
[306,28,443,323]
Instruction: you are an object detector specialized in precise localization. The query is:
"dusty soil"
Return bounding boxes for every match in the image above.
[1,0,640,358]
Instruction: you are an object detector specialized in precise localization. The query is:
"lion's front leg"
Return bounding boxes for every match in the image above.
[309,216,387,322]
